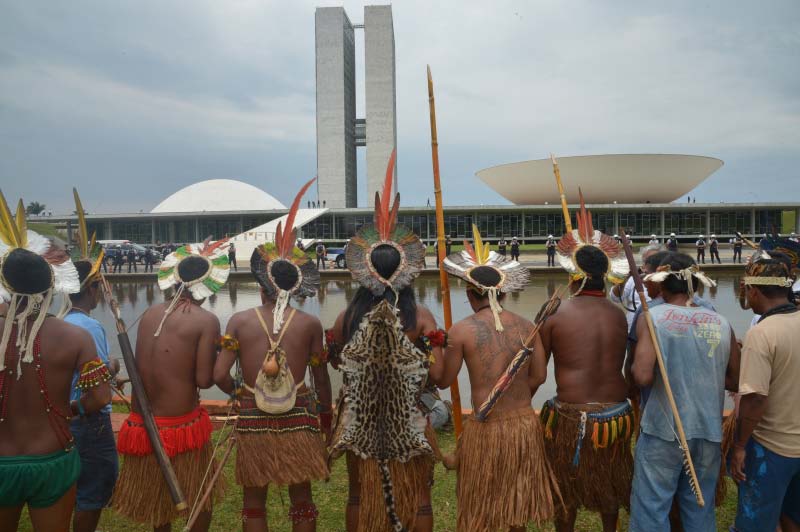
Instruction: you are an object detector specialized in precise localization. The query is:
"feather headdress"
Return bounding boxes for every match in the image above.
[71,188,105,288]
[346,150,425,296]
[155,237,230,336]
[251,177,319,333]
[556,189,629,294]
[742,233,800,288]
[0,190,80,373]
[443,224,530,331]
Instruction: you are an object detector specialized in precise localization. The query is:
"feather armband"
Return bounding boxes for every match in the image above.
[324,329,342,366]
[309,350,328,367]
[424,329,448,348]
[218,334,240,353]
[75,358,112,391]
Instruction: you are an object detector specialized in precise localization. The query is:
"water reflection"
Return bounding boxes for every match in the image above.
[98,273,757,407]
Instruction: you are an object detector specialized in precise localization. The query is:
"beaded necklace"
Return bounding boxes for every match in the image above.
[0,324,74,451]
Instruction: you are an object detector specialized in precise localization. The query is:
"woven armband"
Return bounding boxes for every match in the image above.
[218,334,240,353]
[309,349,328,367]
[76,358,112,391]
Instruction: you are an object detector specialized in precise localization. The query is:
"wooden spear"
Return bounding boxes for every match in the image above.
[620,239,705,507]
[427,65,463,437]
[100,275,188,510]
[551,154,573,232]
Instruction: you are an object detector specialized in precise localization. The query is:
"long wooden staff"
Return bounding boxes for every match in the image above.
[183,434,235,531]
[620,239,705,507]
[427,65,463,437]
[551,154,573,232]
[100,275,188,510]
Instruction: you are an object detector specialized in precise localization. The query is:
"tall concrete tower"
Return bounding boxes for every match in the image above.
[315,7,357,209]
[315,5,398,208]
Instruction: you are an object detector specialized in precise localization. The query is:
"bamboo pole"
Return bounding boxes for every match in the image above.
[427,65,463,437]
[551,153,573,232]
[620,240,705,507]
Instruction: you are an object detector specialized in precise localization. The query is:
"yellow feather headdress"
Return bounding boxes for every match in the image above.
[71,188,105,288]
[443,224,530,331]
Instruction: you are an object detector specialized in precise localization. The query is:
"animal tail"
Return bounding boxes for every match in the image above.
[378,459,407,532]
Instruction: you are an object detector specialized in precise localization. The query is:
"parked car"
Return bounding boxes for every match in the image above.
[100,242,149,263]
[326,247,347,269]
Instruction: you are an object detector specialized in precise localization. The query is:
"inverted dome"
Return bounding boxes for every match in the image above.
[152,179,287,213]
[477,154,723,205]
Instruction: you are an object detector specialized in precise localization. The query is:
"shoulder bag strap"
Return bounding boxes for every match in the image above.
[254,308,277,349]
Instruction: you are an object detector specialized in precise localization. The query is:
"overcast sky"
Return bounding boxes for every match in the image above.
[1,1,798,214]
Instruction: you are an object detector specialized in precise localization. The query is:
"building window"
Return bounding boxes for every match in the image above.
[709,211,750,235]
[619,212,661,236]
[337,215,372,239]
[664,211,706,235]
[443,214,473,239]
[523,213,565,238]
[154,222,170,244]
[302,215,335,240]
[173,221,195,243]
[755,210,782,235]
[86,222,106,241]
[243,216,278,231]
[474,214,521,240]
[398,214,430,240]
[110,221,152,243]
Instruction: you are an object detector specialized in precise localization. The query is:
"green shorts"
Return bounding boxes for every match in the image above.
[0,449,81,508]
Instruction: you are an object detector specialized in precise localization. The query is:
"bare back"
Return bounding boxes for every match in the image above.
[449,308,535,412]
[134,298,220,417]
[0,316,96,455]
[231,304,323,389]
[541,296,628,404]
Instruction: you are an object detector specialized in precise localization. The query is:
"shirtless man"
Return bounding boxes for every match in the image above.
[539,245,634,532]
[112,248,226,532]
[215,260,331,532]
[441,238,558,531]
[0,240,111,532]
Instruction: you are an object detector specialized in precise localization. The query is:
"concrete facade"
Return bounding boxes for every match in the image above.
[315,7,357,208]
[364,5,398,201]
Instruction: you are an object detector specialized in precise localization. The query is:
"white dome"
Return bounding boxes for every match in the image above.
[151,179,286,213]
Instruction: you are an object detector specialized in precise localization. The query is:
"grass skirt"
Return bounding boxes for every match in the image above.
[236,429,329,487]
[111,441,223,527]
[457,407,560,531]
[350,453,433,532]
[542,400,633,515]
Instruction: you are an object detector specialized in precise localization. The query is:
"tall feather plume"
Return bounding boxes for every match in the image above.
[0,190,22,247]
[577,188,594,243]
[14,200,27,248]
[374,150,398,241]
[462,239,478,263]
[201,237,229,257]
[471,224,489,265]
[72,187,89,258]
[278,177,316,258]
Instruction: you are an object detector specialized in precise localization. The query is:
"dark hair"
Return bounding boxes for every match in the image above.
[343,286,417,342]
[270,260,299,291]
[575,246,608,290]
[177,256,210,283]
[658,252,696,295]
[467,266,506,301]
[751,252,794,299]
[69,260,99,302]
[370,244,401,280]
[644,251,670,271]
[1,248,52,294]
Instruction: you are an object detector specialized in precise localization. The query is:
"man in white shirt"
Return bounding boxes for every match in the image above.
[610,245,661,331]
[696,234,707,264]
[648,234,659,246]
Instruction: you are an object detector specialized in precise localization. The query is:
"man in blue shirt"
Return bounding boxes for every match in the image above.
[629,252,740,531]
[66,261,118,532]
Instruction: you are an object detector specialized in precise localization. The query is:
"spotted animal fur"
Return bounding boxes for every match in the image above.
[333,300,432,531]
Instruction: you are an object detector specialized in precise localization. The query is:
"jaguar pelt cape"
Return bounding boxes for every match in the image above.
[331,300,432,532]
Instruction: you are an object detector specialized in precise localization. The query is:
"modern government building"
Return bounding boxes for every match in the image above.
[52,7,799,247]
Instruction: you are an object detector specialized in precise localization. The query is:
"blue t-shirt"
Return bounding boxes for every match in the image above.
[640,304,732,443]
[66,311,113,414]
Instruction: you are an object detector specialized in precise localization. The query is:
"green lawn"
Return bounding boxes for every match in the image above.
[17,429,739,531]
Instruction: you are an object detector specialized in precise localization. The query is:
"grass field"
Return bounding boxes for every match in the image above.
[17,428,739,531]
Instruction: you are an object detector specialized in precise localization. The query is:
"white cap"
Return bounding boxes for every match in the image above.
[651,234,657,238]
[548,234,553,238]
[613,234,619,238]
[699,234,705,238]
[711,234,716,238]
[670,233,676,236]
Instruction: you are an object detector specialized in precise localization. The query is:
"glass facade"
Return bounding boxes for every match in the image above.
[709,211,750,235]
[474,214,521,241]
[337,215,372,239]
[398,214,431,240]
[110,221,152,243]
[198,218,239,240]
[154,221,170,244]
[86,222,107,241]
[443,214,473,239]
[755,209,782,234]
[243,216,276,231]
[173,220,195,243]
[302,216,335,239]
[664,211,706,235]
[619,211,661,236]
[524,213,565,238]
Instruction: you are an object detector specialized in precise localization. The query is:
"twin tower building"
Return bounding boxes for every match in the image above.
[315,6,397,208]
